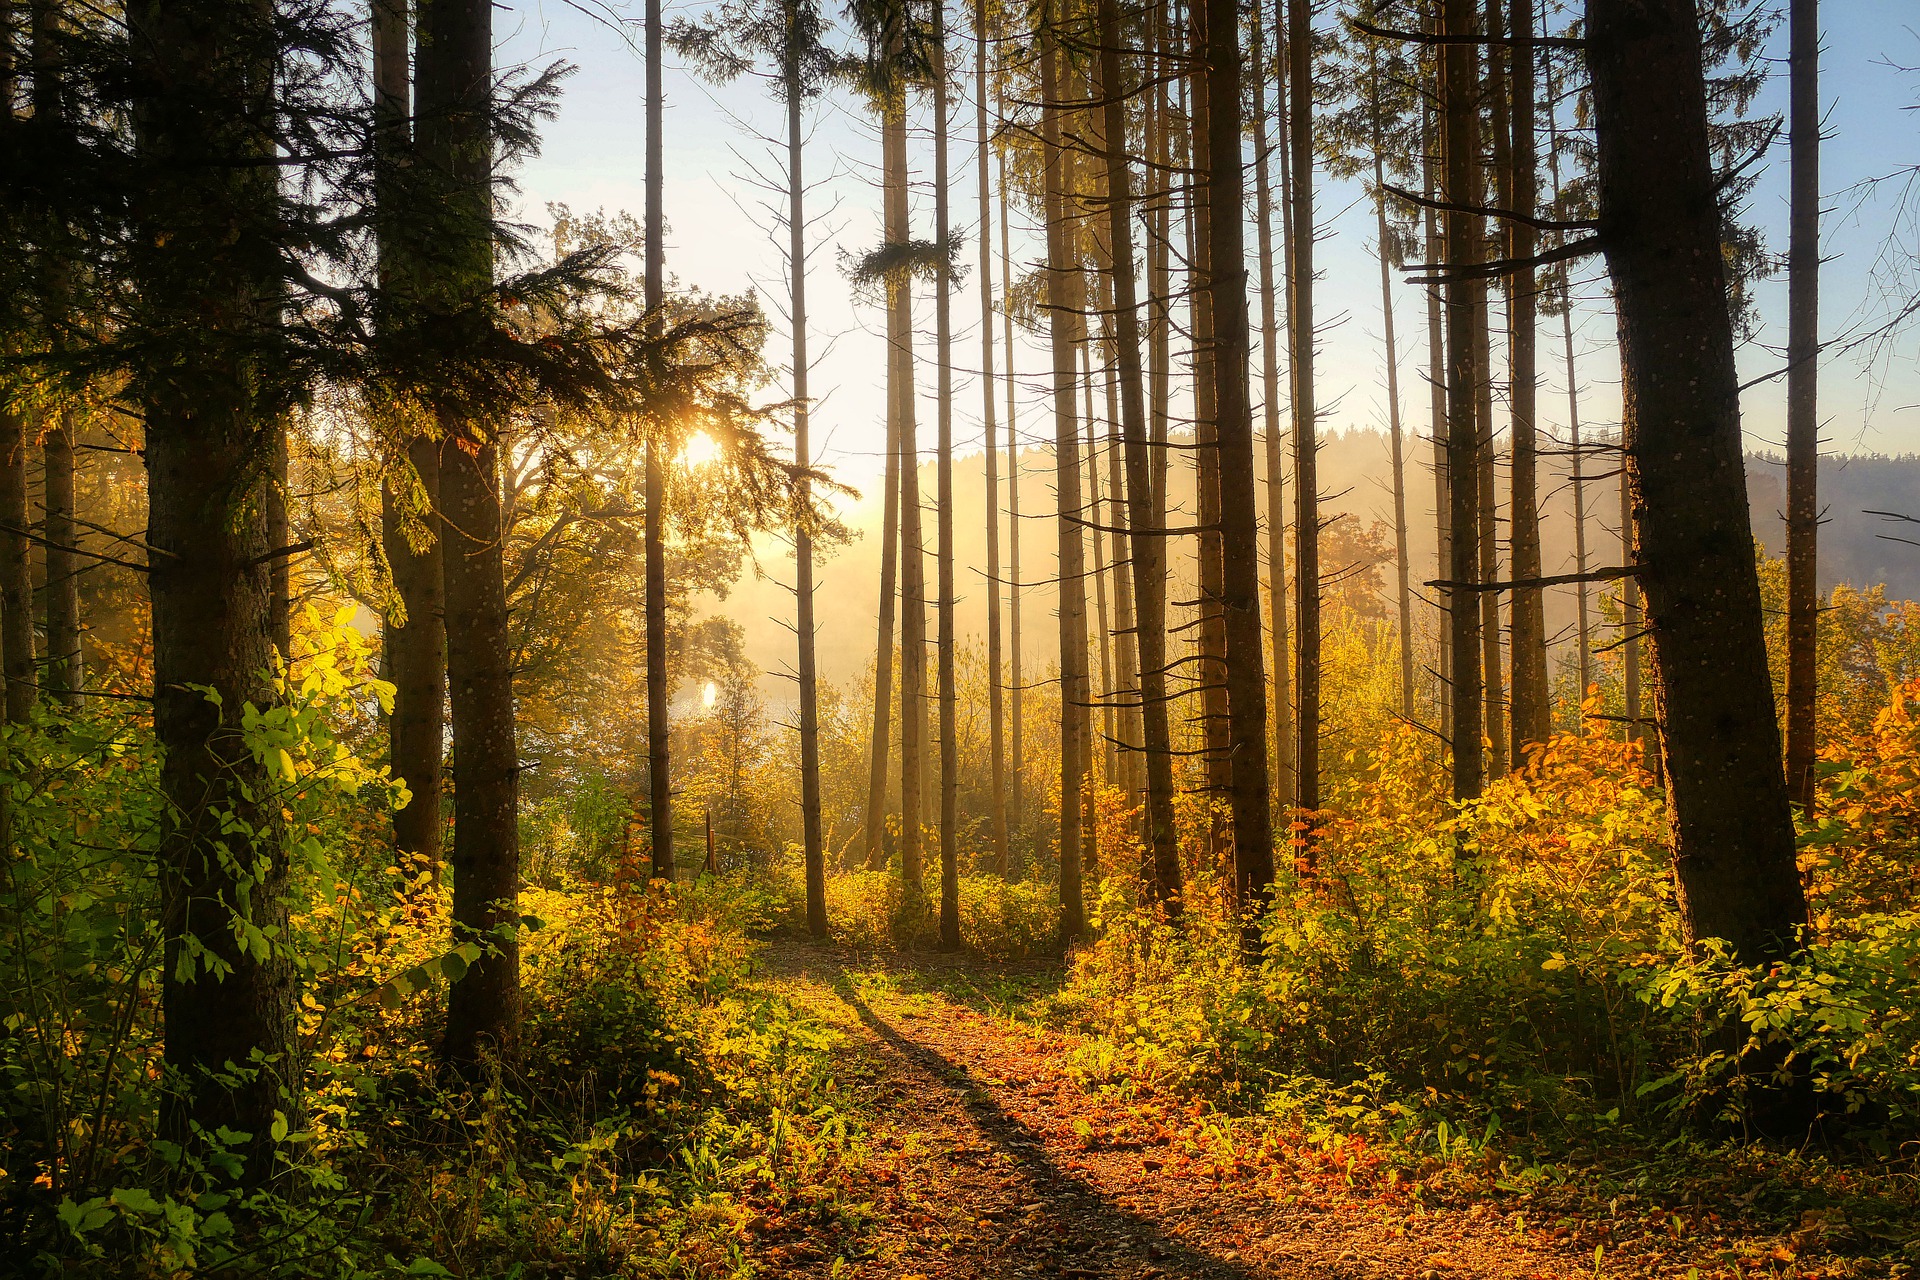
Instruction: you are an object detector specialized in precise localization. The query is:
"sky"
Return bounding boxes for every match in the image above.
[492,0,1920,686]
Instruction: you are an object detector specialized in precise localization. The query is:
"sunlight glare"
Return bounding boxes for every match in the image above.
[702,681,718,710]
[683,431,720,468]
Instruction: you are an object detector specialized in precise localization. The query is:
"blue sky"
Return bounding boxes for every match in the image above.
[497,0,1920,488]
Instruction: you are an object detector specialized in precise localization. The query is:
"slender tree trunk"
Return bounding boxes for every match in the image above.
[1253,0,1296,810]
[643,0,675,881]
[1478,9,1507,779]
[1564,286,1593,706]
[1783,0,1819,809]
[1040,5,1087,942]
[862,393,901,871]
[0,404,30,722]
[1146,2,1172,533]
[976,0,1010,880]
[420,0,522,1066]
[376,0,446,871]
[788,41,827,941]
[1285,0,1318,854]
[1504,0,1549,755]
[932,0,960,950]
[1083,344,1116,794]
[1371,101,1415,722]
[41,407,79,703]
[267,425,291,657]
[1442,0,1484,800]
[130,0,293,1165]
[891,88,929,901]
[998,108,1023,861]
[1588,0,1808,974]
[1108,0,1182,913]
[1620,427,1642,747]
[1216,0,1276,926]
[1424,104,1451,738]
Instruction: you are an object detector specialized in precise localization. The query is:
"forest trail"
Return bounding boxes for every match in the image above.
[753,940,1605,1280]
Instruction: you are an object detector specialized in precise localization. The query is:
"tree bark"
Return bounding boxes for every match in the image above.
[788,34,827,940]
[1218,0,1276,926]
[1783,0,1819,809]
[0,406,33,722]
[41,407,80,704]
[128,0,294,1166]
[891,85,929,901]
[1587,0,1808,969]
[1285,0,1318,856]
[932,0,960,951]
[976,0,1010,880]
[1442,0,1484,800]
[1096,0,1181,913]
[419,0,522,1066]
[997,103,1023,861]
[643,0,674,881]
[1372,95,1416,722]
[1253,0,1296,810]
[1040,7,1087,943]
[375,0,446,872]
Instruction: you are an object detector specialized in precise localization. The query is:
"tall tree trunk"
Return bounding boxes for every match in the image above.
[421,0,522,1066]
[1216,0,1276,927]
[892,88,928,901]
[1504,0,1549,755]
[375,0,446,872]
[1285,0,1318,854]
[130,0,293,1165]
[1424,104,1451,738]
[1187,0,1230,860]
[1083,343,1116,794]
[1620,431,1642,746]
[31,1,79,706]
[643,0,675,880]
[1040,5,1087,943]
[976,0,1010,879]
[998,107,1023,861]
[932,0,960,950]
[1146,1,1172,535]
[1563,284,1593,707]
[0,404,30,722]
[1371,95,1415,722]
[1479,5,1507,777]
[1587,0,1808,971]
[1783,0,1819,809]
[1442,0,1484,800]
[1253,0,1296,810]
[1108,0,1182,912]
[41,406,79,703]
[788,35,827,941]
[861,387,901,870]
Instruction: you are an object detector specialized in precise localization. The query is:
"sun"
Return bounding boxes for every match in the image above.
[702,681,718,710]
[683,431,721,467]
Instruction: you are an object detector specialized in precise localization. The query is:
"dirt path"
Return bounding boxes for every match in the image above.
[752,940,1609,1280]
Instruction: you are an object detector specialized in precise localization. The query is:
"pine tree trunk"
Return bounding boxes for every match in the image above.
[788,43,827,940]
[1252,0,1296,810]
[1424,107,1451,738]
[1783,0,1820,809]
[862,382,901,872]
[129,0,294,1166]
[1587,0,1808,971]
[1504,0,1549,755]
[1620,430,1642,747]
[1102,0,1182,913]
[1040,6,1087,942]
[892,85,928,900]
[419,0,522,1066]
[0,406,34,722]
[976,0,1010,879]
[1564,288,1593,706]
[932,0,960,951]
[1441,0,1484,800]
[1372,110,1415,722]
[643,0,675,880]
[1145,2,1172,533]
[42,406,80,703]
[997,112,1023,862]
[1083,344,1116,796]
[375,0,446,871]
[1217,0,1276,927]
[1285,0,1318,852]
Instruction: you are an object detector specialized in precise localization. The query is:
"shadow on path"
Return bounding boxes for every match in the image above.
[825,965,1343,1280]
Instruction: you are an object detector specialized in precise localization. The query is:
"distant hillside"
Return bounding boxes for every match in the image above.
[1746,454,1920,601]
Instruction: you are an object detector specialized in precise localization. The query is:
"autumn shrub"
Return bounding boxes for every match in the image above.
[0,614,868,1277]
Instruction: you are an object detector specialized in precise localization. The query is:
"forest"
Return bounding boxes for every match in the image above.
[1,0,1919,1275]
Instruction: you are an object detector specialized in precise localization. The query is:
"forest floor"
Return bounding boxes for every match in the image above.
[736,939,1864,1280]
